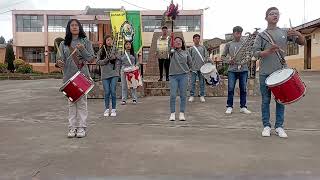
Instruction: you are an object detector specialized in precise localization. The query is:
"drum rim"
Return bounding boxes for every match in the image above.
[265,68,295,87]
[200,63,214,74]
[59,71,82,91]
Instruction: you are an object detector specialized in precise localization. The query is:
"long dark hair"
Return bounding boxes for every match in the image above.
[174,37,186,50]
[124,41,135,56]
[64,19,87,46]
[100,35,112,60]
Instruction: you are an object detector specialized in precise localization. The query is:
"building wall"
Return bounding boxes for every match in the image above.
[0,48,6,63]
[286,29,320,70]
[16,32,46,46]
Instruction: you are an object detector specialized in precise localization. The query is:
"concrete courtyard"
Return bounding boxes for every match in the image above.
[0,71,319,180]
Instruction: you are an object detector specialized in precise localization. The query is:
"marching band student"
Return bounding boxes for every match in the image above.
[155,26,171,81]
[188,34,209,103]
[253,7,305,138]
[55,19,94,138]
[119,41,139,105]
[169,37,192,121]
[221,26,252,115]
[96,35,120,117]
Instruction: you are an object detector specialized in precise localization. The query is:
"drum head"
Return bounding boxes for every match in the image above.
[200,63,214,74]
[266,68,294,86]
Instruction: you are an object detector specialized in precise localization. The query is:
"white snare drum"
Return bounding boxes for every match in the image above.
[200,63,219,86]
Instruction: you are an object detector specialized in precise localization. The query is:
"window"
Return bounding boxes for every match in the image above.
[16,15,44,32]
[142,47,150,63]
[212,48,220,55]
[287,42,299,56]
[82,24,98,42]
[141,16,162,32]
[48,16,71,32]
[23,47,45,63]
[175,15,201,32]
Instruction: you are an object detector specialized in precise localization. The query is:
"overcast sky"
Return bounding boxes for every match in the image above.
[0,0,319,41]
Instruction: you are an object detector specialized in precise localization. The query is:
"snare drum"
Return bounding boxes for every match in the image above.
[60,71,94,103]
[200,63,220,86]
[123,66,142,89]
[265,68,306,105]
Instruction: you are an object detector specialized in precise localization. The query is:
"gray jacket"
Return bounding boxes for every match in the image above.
[169,49,193,76]
[253,27,297,75]
[96,47,120,80]
[188,45,209,71]
[58,38,94,83]
[221,39,249,72]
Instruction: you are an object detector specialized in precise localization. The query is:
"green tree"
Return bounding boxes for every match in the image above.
[0,36,5,44]
[5,44,15,72]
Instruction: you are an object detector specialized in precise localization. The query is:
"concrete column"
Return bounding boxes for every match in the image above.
[12,13,17,58]
[44,14,49,73]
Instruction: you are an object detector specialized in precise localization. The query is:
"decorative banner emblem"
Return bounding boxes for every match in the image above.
[120,21,135,42]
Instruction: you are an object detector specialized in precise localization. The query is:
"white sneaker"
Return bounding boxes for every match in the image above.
[262,126,271,137]
[110,109,117,117]
[225,107,233,114]
[104,109,110,117]
[275,127,288,138]
[179,112,186,121]
[188,96,194,102]
[240,107,251,114]
[169,113,175,121]
[200,96,205,103]
[76,128,86,138]
[67,128,76,138]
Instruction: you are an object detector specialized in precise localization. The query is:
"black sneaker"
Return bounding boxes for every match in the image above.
[166,77,169,81]
[132,100,137,104]
[158,78,163,81]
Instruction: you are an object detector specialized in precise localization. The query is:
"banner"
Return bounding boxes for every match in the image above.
[126,11,143,54]
[110,10,127,36]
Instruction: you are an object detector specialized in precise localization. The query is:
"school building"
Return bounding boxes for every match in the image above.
[11,6,204,73]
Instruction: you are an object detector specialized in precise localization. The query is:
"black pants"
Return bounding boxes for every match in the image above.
[158,58,170,80]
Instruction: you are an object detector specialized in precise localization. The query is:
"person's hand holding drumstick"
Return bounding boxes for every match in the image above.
[55,42,64,68]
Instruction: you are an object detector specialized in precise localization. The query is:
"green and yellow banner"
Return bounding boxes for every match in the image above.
[110,10,127,37]
[126,11,143,54]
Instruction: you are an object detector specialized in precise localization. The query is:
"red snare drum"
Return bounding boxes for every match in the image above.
[123,66,142,89]
[265,68,306,105]
[60,71,94,103]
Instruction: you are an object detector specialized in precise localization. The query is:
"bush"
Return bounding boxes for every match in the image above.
[16,63,33,74]
[0,63,8,73]
[32,71,44,74]
[13,59,25,69]
[50,70,62,74]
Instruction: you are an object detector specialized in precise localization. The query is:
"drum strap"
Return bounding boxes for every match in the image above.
[68,46,84,70]
[124,51,134,66]
[192,46,205,63]
[263,31,286,66]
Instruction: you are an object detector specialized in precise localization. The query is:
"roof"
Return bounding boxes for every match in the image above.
[84,6,122,15]
[294,18,320,34]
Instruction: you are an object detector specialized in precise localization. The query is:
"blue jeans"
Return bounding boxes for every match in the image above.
[102,76,118,110]
[121,70,137,102]
[170,73,188,113]
[259,75,285,128]
[227,71,248,108]
[190,71,205,97]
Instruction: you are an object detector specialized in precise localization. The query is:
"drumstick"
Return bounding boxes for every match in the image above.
[67,47,78,59]
[258,34,285,53]
[289,18,293,29]
[55,42,62,57]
